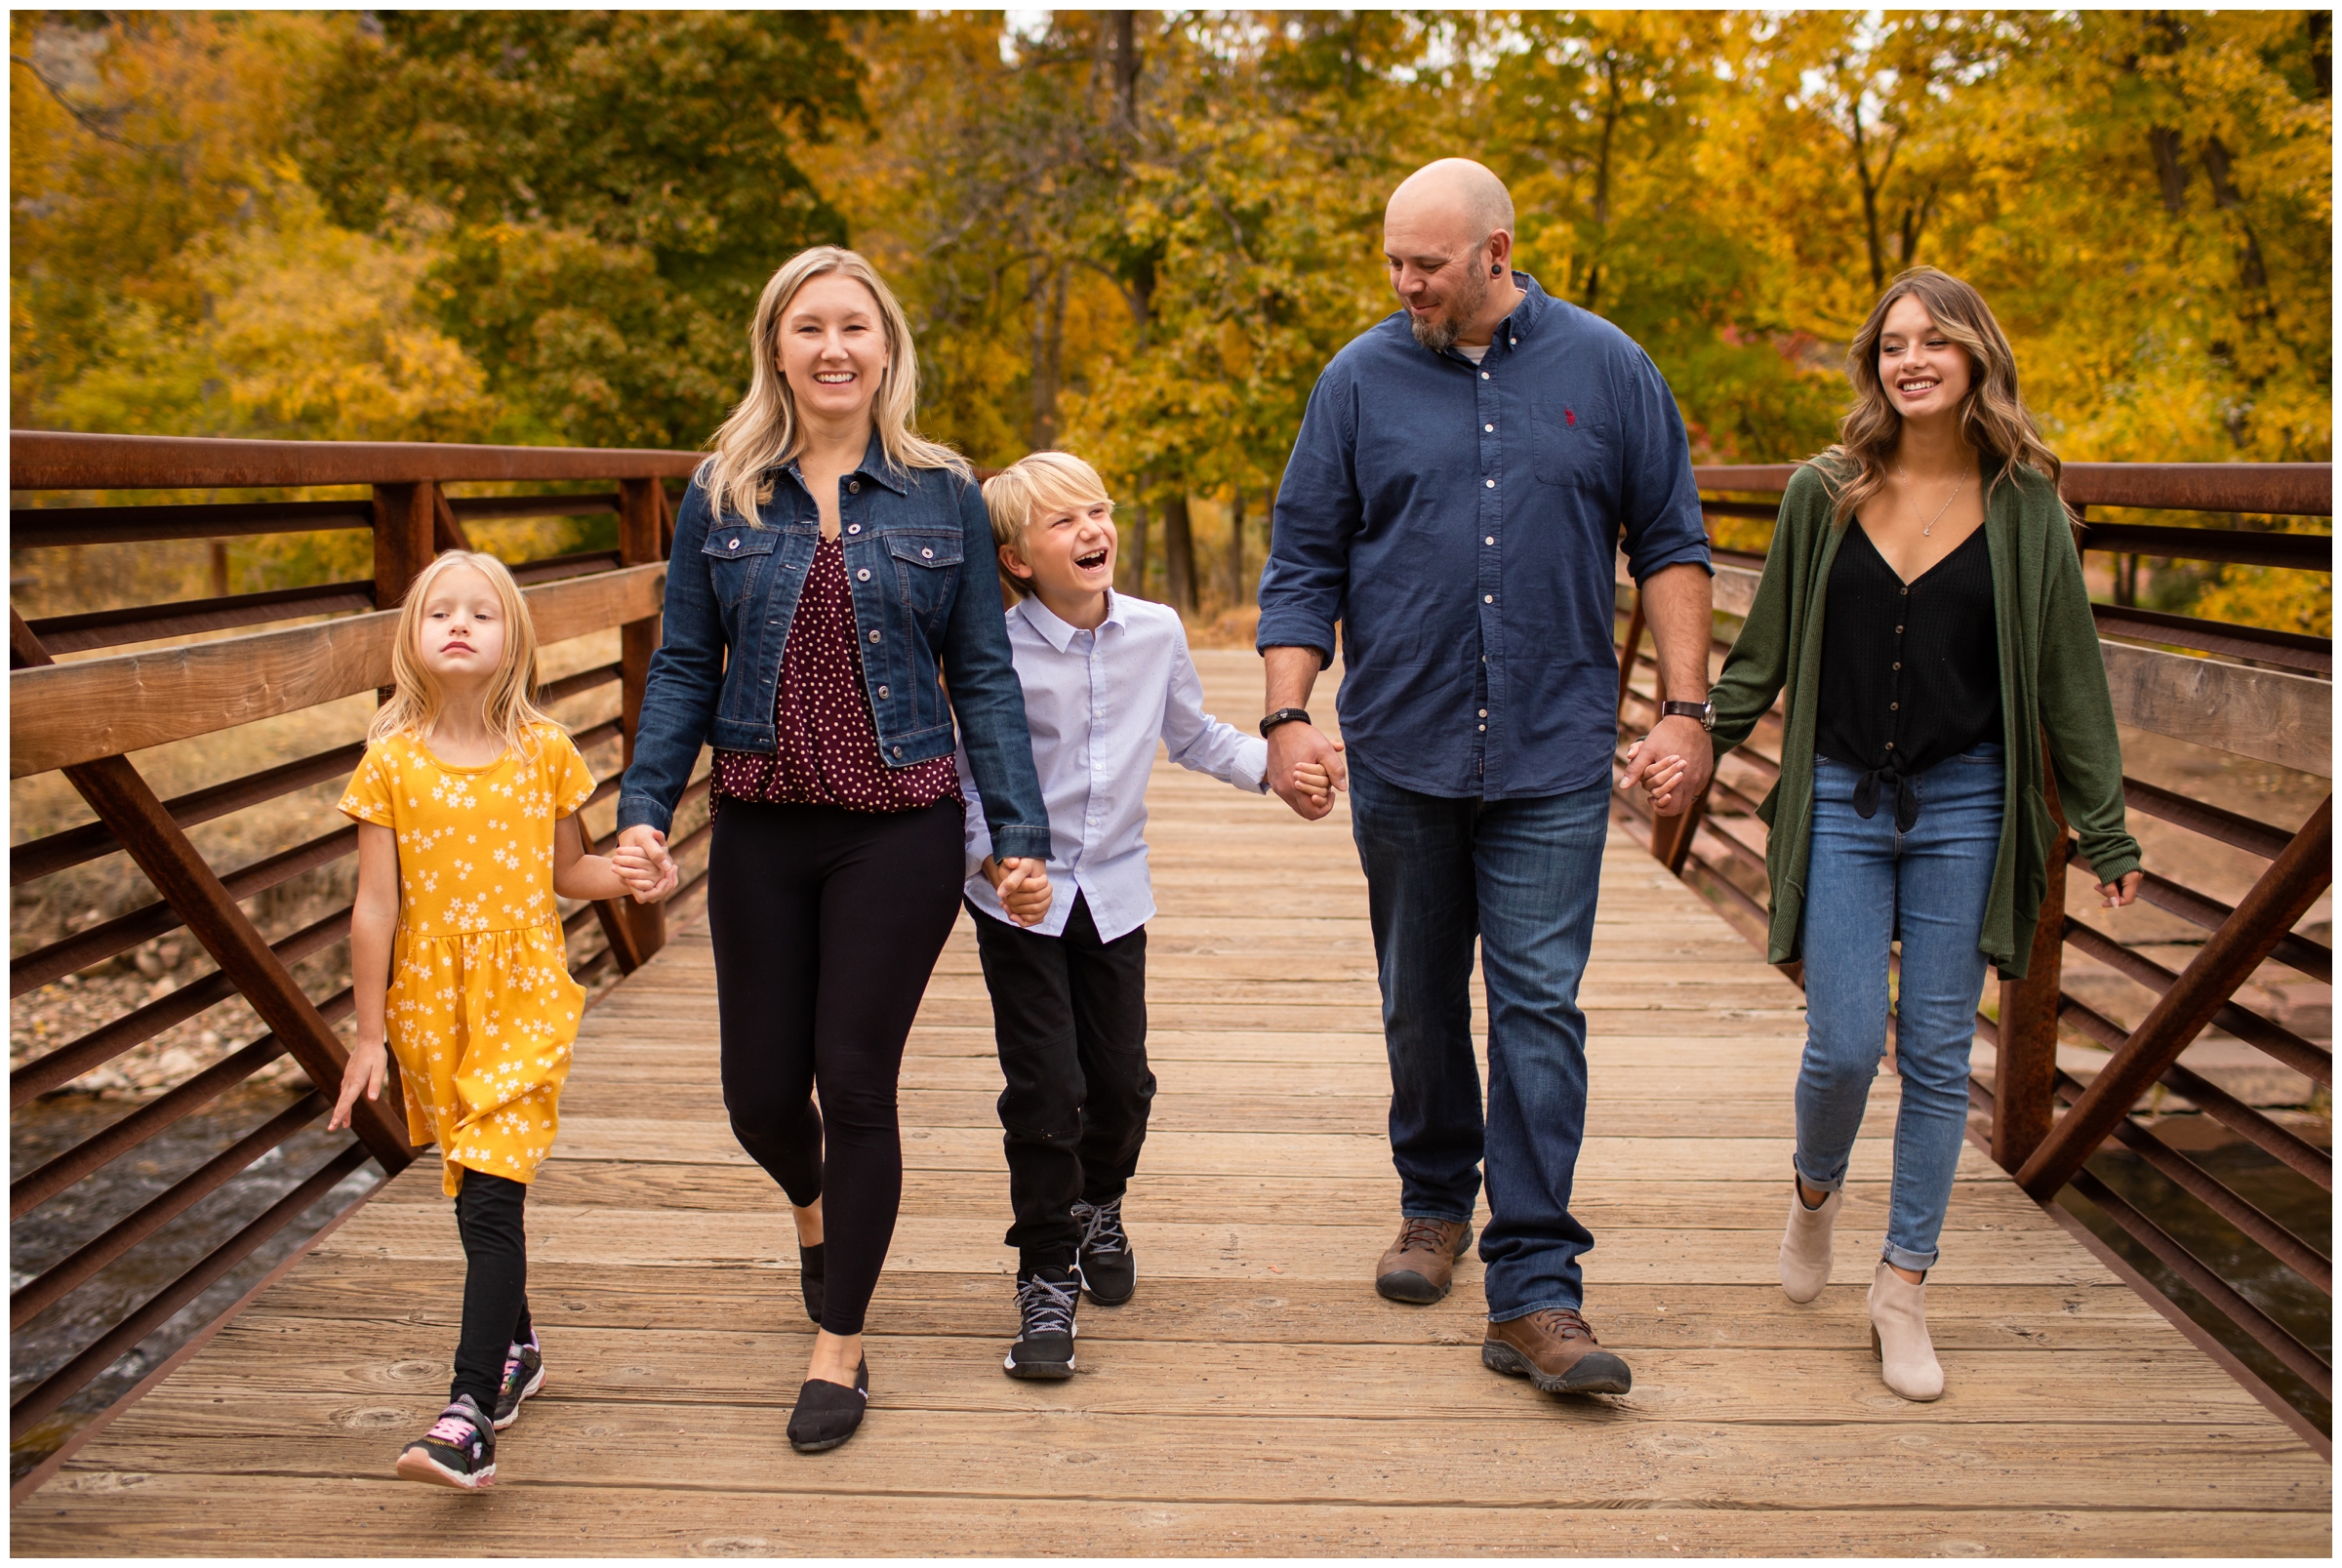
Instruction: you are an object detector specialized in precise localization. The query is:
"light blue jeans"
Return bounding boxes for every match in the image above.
[1796,741,2004,1273]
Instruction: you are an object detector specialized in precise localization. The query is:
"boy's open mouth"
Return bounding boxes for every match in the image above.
[1075,548,1109,570]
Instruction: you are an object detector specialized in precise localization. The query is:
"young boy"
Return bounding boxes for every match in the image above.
[958,452,1327,1380]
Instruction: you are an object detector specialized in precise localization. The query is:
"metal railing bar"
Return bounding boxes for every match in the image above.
[510,549,625,586]
[2121,778,2299,861]
[11,741,369,888]
[7,500,374,549]
[11,909,351,1107]
[10,988,351,1220]
[2070,844,2334,984]
[10,825,359,998]
[536,662,622,706]
[2063,1165,2331,1398]
[2091,603,2331,677]
[9,1092,329,1330]
[2079,522,2331,573]
[2060,918,2330,1086]
[7,1141,376,1439]
[2048,1069,2332,1295]
[445,492,621,521]
[26,582,378,657]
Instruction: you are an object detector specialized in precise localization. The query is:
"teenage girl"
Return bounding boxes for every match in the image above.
[330,549,662,1489]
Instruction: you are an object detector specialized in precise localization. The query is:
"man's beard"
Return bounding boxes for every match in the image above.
[1408,261,1489,352]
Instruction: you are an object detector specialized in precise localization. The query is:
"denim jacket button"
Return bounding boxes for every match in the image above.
[921,547,934,559]
[892,745,903,757]
[728,538,740,549]
[849,480,862,494]
[848,523,862,535]
[877,685,889,699]
[857,568,871,582]
[868,629,881,643]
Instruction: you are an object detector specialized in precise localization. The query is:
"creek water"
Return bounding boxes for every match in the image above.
[9,1081,381,1482]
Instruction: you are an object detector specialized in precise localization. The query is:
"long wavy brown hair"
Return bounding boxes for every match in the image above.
[1819,265,2064,526]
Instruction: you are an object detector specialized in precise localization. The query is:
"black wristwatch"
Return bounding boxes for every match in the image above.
[1660,700,1715,731]
[1260,706,1312,737]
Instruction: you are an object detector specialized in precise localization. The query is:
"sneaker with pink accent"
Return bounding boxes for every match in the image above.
[395,1394,497,1490]
[494,1336,545,1429]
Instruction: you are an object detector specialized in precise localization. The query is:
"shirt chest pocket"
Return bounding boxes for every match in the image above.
[702,526,781,608]
[885,532,963,629]
[1530,396,1608,489]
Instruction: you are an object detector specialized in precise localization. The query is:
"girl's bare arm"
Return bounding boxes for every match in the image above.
[552,814,638,902]
[331,824,400,1131]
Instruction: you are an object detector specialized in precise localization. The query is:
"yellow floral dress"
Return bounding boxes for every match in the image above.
[339,723,595,1196]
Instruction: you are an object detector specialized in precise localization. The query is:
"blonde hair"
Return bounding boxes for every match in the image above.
[701,246,967,524]
[370,550,554,759]
[981,452,1115,601]
[1820,265,2066,526]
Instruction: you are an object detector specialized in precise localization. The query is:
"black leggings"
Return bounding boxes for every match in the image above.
[450,1170,533,1415]
[706,796,965,1336]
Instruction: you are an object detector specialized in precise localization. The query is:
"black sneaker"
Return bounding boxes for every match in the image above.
[1072,1196,1136,1306]
[1004,1266,1080,1380]
[395,1395,497,1490]
[493,1336,545,1430]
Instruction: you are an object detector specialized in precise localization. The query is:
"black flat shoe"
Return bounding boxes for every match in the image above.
[787,1358,868,1453]
[798,1242,826,1325]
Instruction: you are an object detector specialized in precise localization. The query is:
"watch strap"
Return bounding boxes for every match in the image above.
[1660,700,1714,729]
[1260,706,1312,738]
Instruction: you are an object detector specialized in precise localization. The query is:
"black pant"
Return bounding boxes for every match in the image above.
[707,797,965,1336]
[450,1170,533,1415]
[969,893,1152,1267]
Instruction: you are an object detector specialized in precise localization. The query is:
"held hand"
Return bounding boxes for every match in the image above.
[1291,760,1335,811]
[2097,869,2144,909]
[1269,723,1346,822]
[329,1038,387,1133]
[1618,716,1714,818]
[616,824,679,902]
[611,846,677,904]
[1622,741,1691,814]
[994,857,1054,926]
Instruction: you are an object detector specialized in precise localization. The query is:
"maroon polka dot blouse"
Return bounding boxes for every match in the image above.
[711,536,962,813]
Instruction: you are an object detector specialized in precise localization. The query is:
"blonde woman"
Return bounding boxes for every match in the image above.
[330,550,658,1488]
[1628,266,2143,1400]
[614,247,1050,1454]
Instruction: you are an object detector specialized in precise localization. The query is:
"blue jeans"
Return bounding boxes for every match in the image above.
[1797,741,2004,1273]
[1347,755,1610,1321]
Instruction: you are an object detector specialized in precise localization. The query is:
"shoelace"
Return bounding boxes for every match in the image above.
[1073,1197,1127,1257]
[424,1411,480,1446]
[1016,1272,1079,1339]
[1395,1217,1455,1255]
[1524,1307,1596,1343]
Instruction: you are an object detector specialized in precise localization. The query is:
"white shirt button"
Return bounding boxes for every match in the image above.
[1480,371,1491,380]
[1485,536,1495,545]
[1484,422,1494,432]
[1484,478,1495,489]
[1484,594,1494,604]
[1478,724,1486,732]
[1478,708,1487,717]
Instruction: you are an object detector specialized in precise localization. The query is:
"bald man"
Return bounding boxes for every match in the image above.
[1256,158,1716,1399]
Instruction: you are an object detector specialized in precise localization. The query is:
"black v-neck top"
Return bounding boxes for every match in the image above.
[1816,521,2001,827]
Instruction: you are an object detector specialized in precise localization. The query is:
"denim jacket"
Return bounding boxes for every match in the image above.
[616,433,1051,864]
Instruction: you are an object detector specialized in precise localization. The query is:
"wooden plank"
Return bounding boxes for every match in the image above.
[16,1475,2328,1558]
[9,429,704,490]
[2099,639,2333,778]
[11,565,666,776]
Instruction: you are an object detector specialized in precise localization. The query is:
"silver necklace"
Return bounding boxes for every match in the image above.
[1898,466,1970,536]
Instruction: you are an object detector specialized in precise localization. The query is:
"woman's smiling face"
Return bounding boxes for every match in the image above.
[778,272,888,424]
[1878,293,1974,422]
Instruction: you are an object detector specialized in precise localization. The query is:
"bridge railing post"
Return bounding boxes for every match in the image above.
[1993,734,2068,1173]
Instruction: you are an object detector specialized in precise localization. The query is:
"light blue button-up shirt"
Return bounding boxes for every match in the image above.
[959,591,1268,942]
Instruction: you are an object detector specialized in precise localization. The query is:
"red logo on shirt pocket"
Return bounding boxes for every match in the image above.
[1565,408,1577,427]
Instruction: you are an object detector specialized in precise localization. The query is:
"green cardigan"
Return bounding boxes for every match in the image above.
[1707,455,2143,981]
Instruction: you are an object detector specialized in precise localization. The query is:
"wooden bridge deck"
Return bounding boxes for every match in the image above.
[15,650,2328,1555]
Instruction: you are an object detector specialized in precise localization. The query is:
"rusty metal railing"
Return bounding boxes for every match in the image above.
[1614,460,2332,1427]
[7,432,712,1446]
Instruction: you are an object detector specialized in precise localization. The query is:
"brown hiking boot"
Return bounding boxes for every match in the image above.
[1482,1307,1634,1395]
[1375,1217,1474,1304]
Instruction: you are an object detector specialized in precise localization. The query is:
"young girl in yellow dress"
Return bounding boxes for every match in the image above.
[329,549,662,1490]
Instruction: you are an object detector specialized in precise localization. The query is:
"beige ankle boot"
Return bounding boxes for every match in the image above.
[1777,1183,1841,1304]
[1867,1261,1944,1401]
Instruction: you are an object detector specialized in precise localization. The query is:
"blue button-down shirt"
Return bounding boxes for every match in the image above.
[959,592,1268,942]
[1256,273,1710,799]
